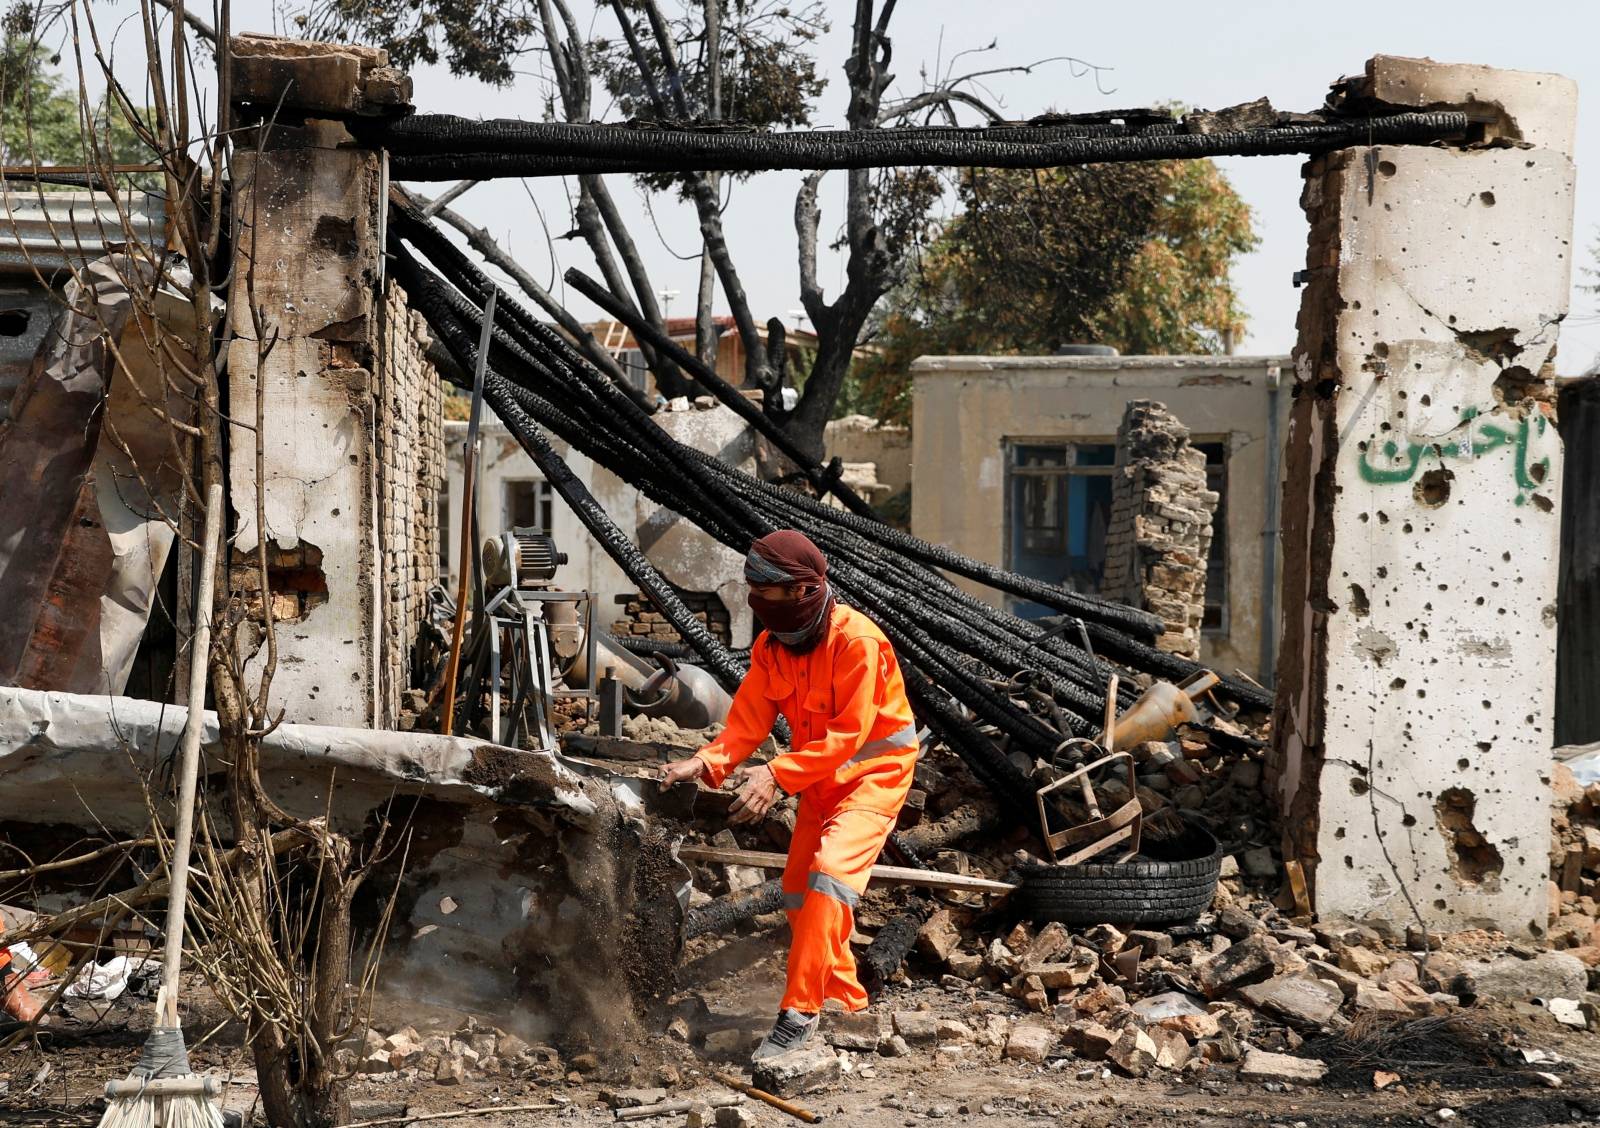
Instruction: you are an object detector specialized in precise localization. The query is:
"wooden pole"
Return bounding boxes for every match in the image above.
[441,288,497,736]
[157,479,224,1027]
[712,1072,822,1124]
[675,844,1015,895]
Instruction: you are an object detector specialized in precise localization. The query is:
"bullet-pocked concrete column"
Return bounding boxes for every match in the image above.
[225,35,412,727]
[1273,56,1577,936]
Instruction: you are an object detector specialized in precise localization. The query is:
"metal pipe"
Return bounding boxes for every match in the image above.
[1260,363,1283,689]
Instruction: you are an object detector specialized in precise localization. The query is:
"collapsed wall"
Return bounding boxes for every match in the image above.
[1272,56,1575,935]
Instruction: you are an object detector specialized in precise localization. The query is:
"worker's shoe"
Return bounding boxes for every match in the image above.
[751,1008,819,1062]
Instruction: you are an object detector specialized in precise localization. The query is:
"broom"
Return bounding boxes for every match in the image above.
[99,482,226,1128]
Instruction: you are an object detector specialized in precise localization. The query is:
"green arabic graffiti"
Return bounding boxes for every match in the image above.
[1357,411,1550,501]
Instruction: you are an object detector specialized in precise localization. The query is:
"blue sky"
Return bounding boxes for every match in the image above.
[80,0,1600,369]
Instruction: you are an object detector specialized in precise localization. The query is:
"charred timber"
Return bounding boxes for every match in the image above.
[376,113,1468,180]
[860,899,933,993]
[684,878,785,939]
[564,267,880,521]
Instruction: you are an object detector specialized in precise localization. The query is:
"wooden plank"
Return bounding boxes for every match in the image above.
[676,843,1016,894]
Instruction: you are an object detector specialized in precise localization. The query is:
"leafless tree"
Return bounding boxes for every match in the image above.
[0,4,402,1121]
[305,0,1106,461]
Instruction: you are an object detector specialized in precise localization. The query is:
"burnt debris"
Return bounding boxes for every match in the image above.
[387,196,1269,828]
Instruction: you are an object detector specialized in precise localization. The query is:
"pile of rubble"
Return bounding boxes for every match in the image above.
[1547,757,1600,961]
[342,1019,579,1087]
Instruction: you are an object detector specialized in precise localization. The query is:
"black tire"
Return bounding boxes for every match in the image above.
[1014,821,1222,927]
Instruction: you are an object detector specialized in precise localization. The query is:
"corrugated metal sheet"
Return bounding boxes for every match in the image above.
[0,190,166,278]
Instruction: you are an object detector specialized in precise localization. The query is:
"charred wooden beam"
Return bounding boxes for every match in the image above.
[372,112,1468,180]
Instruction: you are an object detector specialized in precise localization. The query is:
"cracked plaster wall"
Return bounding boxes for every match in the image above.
[227,142,385,728]
[1276,58,1575,935]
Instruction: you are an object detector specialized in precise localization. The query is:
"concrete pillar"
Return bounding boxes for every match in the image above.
[1274,57,1576,935]
[225,35,413,727]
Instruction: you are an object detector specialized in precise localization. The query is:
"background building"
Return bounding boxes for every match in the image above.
[911,353,1291,683]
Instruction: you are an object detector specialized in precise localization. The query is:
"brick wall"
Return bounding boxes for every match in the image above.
[1100,400,1218,660]
[611,588,732,646]
[376,279,445,721]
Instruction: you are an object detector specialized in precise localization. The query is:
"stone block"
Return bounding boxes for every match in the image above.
[891,1011,940,1044]
[1106,1027,1158,1077]
[917,908,962,964]
[825,1009,885,1052]
[1198,936,1282,998]
[1237,974,1343,1026]
[1003,1023,1055,1064]
[1239,1049,1326,1085]
[1064,1020,1117,1060]
[1148,1026,1193,1071]
[751,1045,840,1097]
[1463,952,1586,1002]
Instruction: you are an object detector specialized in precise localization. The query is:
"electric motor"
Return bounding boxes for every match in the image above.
[484,527,568,589]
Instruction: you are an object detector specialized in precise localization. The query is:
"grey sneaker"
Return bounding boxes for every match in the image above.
[751,1008,819,1062]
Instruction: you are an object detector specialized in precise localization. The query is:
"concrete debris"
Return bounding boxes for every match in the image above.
[1239,1049,1328,1085]
[1198,935,1285,998]
[715,1107,758,1128]
[1461,951,1586,1003]
[1002,1023,1056,1064]
[1106,1027,1159,1077]
[750,1045,841,1097]
[825,1010,887,1052]
[1236,975,1343,1026]
[891,1010,941,1044]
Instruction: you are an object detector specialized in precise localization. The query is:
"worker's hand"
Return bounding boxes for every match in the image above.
[728,763,780,825]
[659,757,707,791]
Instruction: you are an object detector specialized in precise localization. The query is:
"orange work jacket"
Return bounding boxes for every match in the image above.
[694,604,919,815]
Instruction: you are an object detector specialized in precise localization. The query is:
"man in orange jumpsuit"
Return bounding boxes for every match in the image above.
[661,530,919,1062]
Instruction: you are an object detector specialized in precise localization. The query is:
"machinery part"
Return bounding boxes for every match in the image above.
[1013,819,1222,927]
[597,677,624,738]
[562,627,658,693]
[1035,749,1143,866]
[626,656,733,730]
[1111,670,1222,748]
[483,527,568,589]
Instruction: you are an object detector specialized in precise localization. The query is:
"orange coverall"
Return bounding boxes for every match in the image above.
[695,604,919,1013]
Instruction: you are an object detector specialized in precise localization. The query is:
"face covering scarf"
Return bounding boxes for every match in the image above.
[744,530,837,652]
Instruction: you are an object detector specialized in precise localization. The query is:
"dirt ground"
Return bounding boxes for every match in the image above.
[4,923,1600,1128]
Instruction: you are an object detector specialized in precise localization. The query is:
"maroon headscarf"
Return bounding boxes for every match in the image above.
[744,530,837,652]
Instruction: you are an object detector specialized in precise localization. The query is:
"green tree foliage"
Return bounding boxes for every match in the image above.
[1,31,153,172]
[849,158,1258,425]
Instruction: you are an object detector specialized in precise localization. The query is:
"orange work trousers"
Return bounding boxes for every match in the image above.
[780,798,896,1014]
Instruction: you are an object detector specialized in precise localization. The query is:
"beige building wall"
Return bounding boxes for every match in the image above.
[910,354,1290,681]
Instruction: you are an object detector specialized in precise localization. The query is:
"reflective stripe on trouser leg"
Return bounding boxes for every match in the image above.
[782,797,824,920]
[781,808,896,1015]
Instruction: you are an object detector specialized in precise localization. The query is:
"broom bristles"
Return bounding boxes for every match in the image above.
[97,1089,225,1128]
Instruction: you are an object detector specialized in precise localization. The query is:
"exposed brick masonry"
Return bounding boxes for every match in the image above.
[1100,400,1219,661]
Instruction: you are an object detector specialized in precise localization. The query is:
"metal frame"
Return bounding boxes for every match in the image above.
[1035,750,1143,866]
[471,586,597,752]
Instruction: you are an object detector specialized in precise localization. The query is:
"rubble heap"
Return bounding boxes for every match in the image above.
[1546,759,1600,961]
